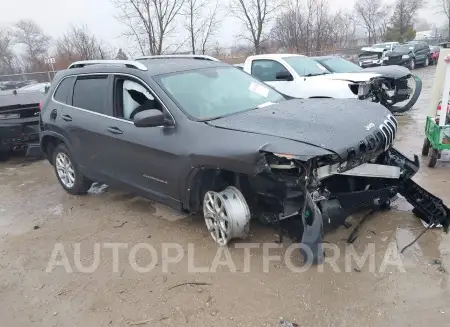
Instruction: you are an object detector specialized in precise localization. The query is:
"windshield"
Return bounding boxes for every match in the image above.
[393,45,413,52]
[316,57,362,73]
[283,56,330,76]
[156,66,285,120]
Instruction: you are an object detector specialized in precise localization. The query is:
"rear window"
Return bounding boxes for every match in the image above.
[72,76,109,114]
[53,78,73,104]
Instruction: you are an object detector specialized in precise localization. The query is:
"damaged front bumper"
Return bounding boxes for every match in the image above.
[275,148,450,264]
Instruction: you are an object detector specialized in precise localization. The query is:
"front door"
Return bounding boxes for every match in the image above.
[100,75,179,205]
[250,59,305,98]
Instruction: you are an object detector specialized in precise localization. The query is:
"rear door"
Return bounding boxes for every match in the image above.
[63,74,114,180]
[414,44,427,63]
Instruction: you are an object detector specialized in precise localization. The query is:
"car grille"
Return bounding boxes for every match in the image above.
[384,55,403,65]
[346,114,398,162]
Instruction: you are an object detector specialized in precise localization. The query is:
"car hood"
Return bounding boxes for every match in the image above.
[318,72,381,82]
[361,47,386,53]
[362,65,411,79]
[206,98,394,159]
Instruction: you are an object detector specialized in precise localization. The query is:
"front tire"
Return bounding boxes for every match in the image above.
[53,144,92,195]
[409,58,416,70]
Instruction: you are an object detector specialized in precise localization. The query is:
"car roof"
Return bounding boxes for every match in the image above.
[62,58,229,78]
[248,54,306,60]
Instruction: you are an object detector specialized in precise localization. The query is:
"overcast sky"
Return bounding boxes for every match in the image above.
[0,0,445,53]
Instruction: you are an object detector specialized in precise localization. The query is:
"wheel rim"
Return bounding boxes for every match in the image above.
[204,191,230,246]
[55,152,75,188]
[203,187,250,246]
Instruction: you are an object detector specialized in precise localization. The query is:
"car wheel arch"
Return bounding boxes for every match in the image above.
[40,132,72,165]
[183,168,245,214]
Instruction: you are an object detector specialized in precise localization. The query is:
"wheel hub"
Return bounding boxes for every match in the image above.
[203,186,250,246]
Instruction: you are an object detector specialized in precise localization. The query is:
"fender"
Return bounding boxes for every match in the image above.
[40,130,74,156]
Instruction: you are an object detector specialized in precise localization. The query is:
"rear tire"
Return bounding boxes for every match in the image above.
[53,144,92,195]
[424,57,429,67]
[422,138,430,156]
[428,148,438,168]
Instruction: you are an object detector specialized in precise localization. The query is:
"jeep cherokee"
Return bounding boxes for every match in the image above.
[39,56,450,264]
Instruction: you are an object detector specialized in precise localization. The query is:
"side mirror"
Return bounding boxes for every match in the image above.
[276,71,293,81]
[133,109,167,128]
[44,85,50,94]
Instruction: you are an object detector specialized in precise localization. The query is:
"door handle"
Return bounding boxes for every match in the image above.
[107,127,123,135]
[61,114,72,122]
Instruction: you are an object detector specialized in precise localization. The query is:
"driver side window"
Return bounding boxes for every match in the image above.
[251,59,289,82]
[114,77,162,121]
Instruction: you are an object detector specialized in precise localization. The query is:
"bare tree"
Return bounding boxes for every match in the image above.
[56,25,111,61]
[112,0,185,55]
[229,0,279,54]
[386,0,423,42]
[0,28,17,74]
[271,0,356,54]
[438,0,450,38]
[354,0,389,44]
[183,0,220,54]
[13,20,51,67]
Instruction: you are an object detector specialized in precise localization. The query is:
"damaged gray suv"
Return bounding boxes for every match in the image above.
[39,56,450,264]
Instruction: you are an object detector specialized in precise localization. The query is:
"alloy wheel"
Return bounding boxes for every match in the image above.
[55,152,75,188]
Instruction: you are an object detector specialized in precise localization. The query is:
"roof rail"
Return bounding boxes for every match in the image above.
[134,54,220,62]
[68,60,148,71]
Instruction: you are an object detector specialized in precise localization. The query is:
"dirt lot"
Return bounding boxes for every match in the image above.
[1,66,450,327]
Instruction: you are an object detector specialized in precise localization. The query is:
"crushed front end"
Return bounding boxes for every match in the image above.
[254,116,450,264]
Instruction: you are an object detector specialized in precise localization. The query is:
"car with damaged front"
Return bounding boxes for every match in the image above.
[358,42,400,67]
[311,55,422,113]
[0,89,43,160]
[40,57,450,265]
[242,54,381,99]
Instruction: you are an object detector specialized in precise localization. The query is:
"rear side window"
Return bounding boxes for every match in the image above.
[53,77,73,104]
[72,75,109,114]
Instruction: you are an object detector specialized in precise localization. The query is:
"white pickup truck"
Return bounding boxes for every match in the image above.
[240,54,382,99]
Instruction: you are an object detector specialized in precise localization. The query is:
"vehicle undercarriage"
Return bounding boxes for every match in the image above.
[202,147,450,265]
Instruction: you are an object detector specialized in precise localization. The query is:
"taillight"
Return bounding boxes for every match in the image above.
[39,100,43,111]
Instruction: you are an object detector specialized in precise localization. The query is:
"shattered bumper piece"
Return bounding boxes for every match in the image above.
[296,148,450,265]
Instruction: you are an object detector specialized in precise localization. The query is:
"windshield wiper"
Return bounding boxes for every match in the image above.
[304,72,330,77]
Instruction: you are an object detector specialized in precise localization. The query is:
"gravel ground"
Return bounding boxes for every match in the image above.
[1,65,449,327]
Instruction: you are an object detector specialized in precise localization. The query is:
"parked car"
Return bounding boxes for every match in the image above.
[0,89,43,160]
[382,42,430,69]
[358,42,400,68]
[40,57,449,264]
[241,54,381,99]
[311,55,422,113]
